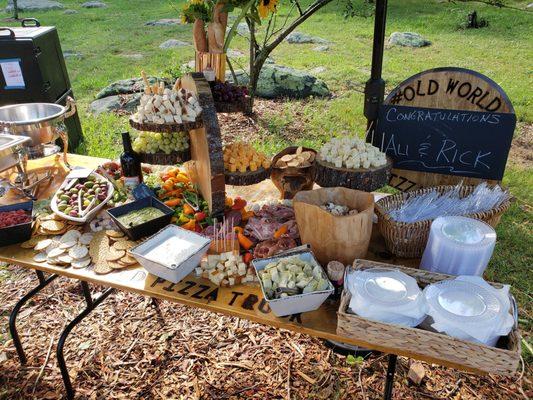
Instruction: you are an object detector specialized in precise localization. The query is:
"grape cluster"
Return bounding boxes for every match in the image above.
[211,81,248,103]
[132,131,189,154]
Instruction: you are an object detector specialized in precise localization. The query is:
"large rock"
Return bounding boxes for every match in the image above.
[235,22,249,36]
[227,49,245,58]
[81,1,106,8]
[89,94,141,115]
[145,19,182,26]
[6,0,63,11]
[389,32,431,47]
[227,64,330,99]
[313,45,329,52]
[96,77,165,99]
[286,31,329,44]
[159,39,190,49]
[121,53,144,60]
[63,50,82,59]
[63,9,78,14]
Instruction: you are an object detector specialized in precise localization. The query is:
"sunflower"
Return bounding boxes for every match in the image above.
[258,0,278,19]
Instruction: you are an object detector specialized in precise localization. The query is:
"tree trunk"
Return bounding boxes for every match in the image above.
[13,0,19,19]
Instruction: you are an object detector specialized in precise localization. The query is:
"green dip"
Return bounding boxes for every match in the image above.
[117,207,165,228]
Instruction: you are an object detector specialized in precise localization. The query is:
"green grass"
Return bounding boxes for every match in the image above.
[2,0,532,356]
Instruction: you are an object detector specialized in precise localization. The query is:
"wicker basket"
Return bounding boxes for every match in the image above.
[337,260,520,375]
[375,185,511,258]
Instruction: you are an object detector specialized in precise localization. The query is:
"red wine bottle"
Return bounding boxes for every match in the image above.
[120,132,143,189]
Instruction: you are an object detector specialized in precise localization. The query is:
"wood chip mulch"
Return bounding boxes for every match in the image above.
[0,265,530,399]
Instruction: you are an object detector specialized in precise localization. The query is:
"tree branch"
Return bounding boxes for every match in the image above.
[292,0,304,16]
[264,0,335,53]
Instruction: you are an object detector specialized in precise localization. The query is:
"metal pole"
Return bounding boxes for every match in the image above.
[383,354,398,400]
[364,0,389,139]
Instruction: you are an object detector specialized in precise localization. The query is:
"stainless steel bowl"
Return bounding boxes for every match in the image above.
[0,98,76,147]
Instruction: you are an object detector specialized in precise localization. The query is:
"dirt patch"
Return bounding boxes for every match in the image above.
[0,266,530,399]
[509,123,533,168]
[217,99,310,146]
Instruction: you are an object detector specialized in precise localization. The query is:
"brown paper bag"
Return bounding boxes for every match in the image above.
[293,188,374,265]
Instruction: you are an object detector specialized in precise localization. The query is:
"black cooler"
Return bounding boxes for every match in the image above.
[0,18,83,148]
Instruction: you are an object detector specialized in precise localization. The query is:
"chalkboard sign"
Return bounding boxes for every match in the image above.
[373,104,515,181]
[377,67,516,191]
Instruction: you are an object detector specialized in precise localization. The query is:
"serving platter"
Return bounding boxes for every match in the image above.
[314,156,393,192]
[50,171,114,224]
[225,167,271,186]
[129,114,203,133]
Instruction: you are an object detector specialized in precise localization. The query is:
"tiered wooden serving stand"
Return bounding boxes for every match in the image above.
[128,73,226,216]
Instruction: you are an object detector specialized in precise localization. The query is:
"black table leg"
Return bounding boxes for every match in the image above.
[56,281,115,400]
[383,354,398,400]
[9,270,58,365]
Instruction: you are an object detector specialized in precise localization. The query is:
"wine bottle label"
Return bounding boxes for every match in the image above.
[123,176,141,189]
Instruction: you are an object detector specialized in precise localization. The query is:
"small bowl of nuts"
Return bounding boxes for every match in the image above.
[270,146,317,200]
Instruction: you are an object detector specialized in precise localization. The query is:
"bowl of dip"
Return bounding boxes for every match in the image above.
[107,196,174,240]
[129,224,211,283]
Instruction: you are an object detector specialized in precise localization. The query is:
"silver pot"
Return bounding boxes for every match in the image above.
[0,97,76,147]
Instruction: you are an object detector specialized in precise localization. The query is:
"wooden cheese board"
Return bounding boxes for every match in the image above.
[314,156,393,192]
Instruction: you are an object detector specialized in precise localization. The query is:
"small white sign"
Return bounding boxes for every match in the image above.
[1,58,25,89]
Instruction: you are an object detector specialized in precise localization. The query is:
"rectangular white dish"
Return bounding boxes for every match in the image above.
[129,224,211,283]
[252,250,334,317]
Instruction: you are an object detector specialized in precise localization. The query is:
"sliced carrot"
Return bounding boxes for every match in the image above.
[234,226,244,235]
[273,224,288,239]
[164,198,181,207]
[237,232,253,250]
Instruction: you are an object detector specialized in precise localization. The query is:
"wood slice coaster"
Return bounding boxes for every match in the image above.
[225,167,270,186]
[129,114,203,133]
[139,149,191,165]
[214,96,251,114]
[314,156,393,192]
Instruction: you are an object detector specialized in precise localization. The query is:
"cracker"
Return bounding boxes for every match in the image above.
[21,236,44,249]
[94,262,113,275]
[109,261,129,270]
[106,230,124,239]
[43,227,67,235]
[89,231,108,263]
[60,230,81,243]
[106,248,125,262]
[58,254,73,264]
[41,220,65,232]
[59,240,77,249]
[113,240,135,251]
[48,247,66,258]
[119,254,138,266]
[33,252,48,263]
[79,233,94,245]
[69,245,89,260]
[34,239,53,251]
[71,258,91,269]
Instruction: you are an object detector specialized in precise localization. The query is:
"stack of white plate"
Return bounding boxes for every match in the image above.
[423,276,515,346]
[346,268,427,327]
